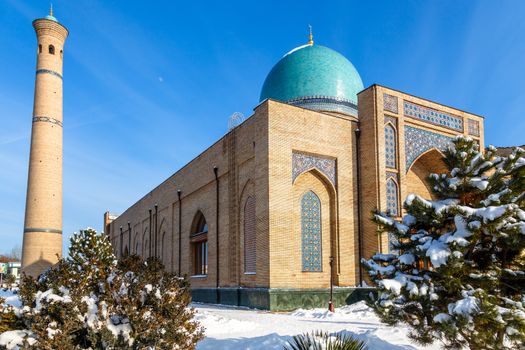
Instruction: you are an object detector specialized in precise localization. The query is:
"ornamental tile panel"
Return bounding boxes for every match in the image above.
[404,101,463,131]
[292,152,336,186]
[385,124,397,169]
[405,126,453,171]
[467,119,480,137]
[386,179,399,216]
[301,191,322,272]
[383,93,398,114]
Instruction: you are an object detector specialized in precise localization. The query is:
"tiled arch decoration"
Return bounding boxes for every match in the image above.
[292,152,336,186]
[404,126,453,172]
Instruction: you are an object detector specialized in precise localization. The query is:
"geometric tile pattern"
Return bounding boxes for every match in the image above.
[467,119,480,137]
[32,116,63,127]
[36,68,63,80]
[405,126,453,171]
[384,124,397,169]
[288,96,358,117]
[404,101,463,131]
[292,152,336,186]
[386,178,399,216]
[383,93,398,114]
[301,191,322,272]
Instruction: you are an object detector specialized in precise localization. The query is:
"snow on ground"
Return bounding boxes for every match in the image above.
[0,289,440,349]
[194,301,440,350]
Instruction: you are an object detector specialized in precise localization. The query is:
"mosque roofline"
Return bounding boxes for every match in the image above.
[112,99,360,220]
[359,84,484,119]
[255,98,358,123]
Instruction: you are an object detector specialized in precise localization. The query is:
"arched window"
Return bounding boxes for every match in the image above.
[60,50,63,59]
[386,178,399,216]
[191,212,208,275]
[301,191,322,272]
[385,124,397,169]
[244,197,256,273]
[48,45,55,55]
[38,44,42,54]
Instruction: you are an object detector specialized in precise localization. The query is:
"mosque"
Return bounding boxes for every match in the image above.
[102,30,485,310]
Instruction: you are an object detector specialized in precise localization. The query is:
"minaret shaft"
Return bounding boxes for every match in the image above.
[22,17,68,277]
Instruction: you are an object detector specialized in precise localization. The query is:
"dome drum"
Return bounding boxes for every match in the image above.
[287,95,358,116]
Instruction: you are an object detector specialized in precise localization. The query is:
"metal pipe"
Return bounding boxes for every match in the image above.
[177,190,182,276]
[329,256,335,312]
[149,209,152,259]
[214,166,220,304]
[355,127,364,286]
[155,204,158,258]
[119,226,123,258]
[127,222,131,256]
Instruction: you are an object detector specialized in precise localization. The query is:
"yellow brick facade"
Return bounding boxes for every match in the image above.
[22,18,68,277]
[106,89,484,295]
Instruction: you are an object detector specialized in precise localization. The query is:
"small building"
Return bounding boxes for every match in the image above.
[105,35,484,310]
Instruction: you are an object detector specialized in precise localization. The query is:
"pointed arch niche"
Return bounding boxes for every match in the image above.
[292,169,337,288]
[406,148,448,200]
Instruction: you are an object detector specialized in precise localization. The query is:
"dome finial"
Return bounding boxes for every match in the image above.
[308,24,314,46]
[49,2,53,16]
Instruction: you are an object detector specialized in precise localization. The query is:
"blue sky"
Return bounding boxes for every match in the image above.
[1,0,524,255]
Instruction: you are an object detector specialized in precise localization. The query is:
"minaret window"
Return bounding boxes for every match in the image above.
[39,44,42,54]
[49,45,55,55]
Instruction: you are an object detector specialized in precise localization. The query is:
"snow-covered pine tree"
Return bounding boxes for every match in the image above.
[363,136,525,350]
[4,228,203,350]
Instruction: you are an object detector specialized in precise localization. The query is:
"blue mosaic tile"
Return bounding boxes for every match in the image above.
[404,126,453,171]
[288,96,358,116]
[385,125,397,169]
[32,116,63,127]
[386,179,399,216]
[292,152,336,186]
[301,191,322,272]
[36,68,62,80]
[404,101,463,132]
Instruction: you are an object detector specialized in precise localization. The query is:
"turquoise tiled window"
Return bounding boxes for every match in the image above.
[301,191,322,272]
[385,124,397,169]
[386,179,399,216]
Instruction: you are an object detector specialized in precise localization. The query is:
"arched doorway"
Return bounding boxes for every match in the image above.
[406,148,448,200]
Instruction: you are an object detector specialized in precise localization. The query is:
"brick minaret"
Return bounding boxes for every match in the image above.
[22,7,68,277]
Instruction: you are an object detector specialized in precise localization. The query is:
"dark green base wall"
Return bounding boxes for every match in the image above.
[191,287,375,311]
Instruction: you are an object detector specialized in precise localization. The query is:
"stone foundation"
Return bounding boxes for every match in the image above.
[191,287,375,311]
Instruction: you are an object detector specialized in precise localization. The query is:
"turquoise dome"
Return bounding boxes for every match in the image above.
[260,44,364,115]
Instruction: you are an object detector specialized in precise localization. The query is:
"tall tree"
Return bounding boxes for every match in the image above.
[363,137,525,349]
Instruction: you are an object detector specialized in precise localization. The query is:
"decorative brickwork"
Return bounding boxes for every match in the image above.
[32,116,63,127]
[292,152,336,186]
[383,93,398,113]
[405,126,453,171]
[36,68,62,79]
[468,119,480,137]
[404,101,463,131]
[243,196,256,273]
[301,191,322,272]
